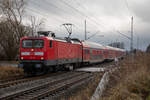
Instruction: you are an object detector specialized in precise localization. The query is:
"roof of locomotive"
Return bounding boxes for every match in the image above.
[21,36,53,40]
[82,41,106,49]
[21,36,82,44]
[21,37,125,52]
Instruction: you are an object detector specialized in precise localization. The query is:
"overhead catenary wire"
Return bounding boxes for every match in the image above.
[43,0,92,30]
[61,0,136,51]
[28,1,65,23]
[124,0,132,17]
[77,0,131,45]
[59,0,112,41]
[59,0,106,30]
[33,0,103,36]
[30,0,88,33]
[27,1,66,29]
[28,0,133,47]
[30,0,115,37]
[27,1,81,34]
[71,0,109,29]
[26,8,62,27]
[69,0,133,41]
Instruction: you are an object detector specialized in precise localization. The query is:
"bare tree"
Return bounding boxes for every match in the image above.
[0,0,26,41]
[0,0,27,60]
[0,0,45,60]
[28,16,45,36]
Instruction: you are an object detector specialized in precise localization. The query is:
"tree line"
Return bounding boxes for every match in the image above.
[0,0,44,60]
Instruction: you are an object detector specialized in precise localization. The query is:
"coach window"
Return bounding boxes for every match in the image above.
[50,40,53,48]
[84,49,89,54]
[86,49,89,54]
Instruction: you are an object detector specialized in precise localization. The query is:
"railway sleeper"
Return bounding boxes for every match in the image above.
[0,72,87,100]
[28,73,92,100]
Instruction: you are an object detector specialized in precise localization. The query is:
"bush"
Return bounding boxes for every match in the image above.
[0,66,23,80]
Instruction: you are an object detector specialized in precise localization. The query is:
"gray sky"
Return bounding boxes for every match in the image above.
[25,0,150,51]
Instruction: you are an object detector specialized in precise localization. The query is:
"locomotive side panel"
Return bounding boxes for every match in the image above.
[46,40,55,60]
[55,40,82,65]
[44,40,59,66]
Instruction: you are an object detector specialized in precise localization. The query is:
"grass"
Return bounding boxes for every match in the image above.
[0,66,23,80]
[67,73,103,100]
[66,52,150,100]
[101,52,150,100]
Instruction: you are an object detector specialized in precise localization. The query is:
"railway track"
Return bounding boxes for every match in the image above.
[0,61,114,89]
[0,61,114,100]
[0,72,92,100]
[0,76,24,84]
[0,72,66,89]
[0,61,114,86]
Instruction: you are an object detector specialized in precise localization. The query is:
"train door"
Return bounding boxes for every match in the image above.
[54,41,58,65]
[83,48,90,62]
[103,49,108,59]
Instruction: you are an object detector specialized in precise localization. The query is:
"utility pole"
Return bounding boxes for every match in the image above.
[85,20,87,40]
[137,37,139,50]
[131,16,133,52]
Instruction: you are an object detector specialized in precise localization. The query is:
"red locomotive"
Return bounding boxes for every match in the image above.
[19,31,125,75]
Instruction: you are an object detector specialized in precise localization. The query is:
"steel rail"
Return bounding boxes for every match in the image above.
[0,72,88,100]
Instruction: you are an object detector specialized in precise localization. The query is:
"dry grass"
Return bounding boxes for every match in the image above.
[101,52,150,100]
[66,52,150,100]
[68,73,103,100]
[0,66,23,80]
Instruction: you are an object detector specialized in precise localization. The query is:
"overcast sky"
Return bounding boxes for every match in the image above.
[25,0,150,51]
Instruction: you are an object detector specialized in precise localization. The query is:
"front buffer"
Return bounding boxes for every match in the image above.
[18,60,50,75]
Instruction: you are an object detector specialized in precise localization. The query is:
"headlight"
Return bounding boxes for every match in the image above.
[21,52,30,55]
[34,52,44,56]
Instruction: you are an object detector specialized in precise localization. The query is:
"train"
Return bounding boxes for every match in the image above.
[18,31,126,75]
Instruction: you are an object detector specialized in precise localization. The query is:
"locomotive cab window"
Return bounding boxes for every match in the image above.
[22,39,44,48]
[22,40,32,48]
[49,40,53,48]
[34,40,44,48]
